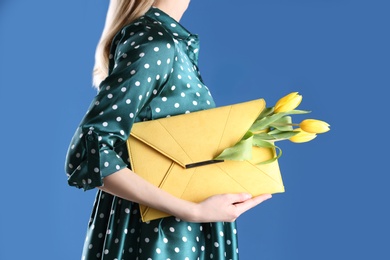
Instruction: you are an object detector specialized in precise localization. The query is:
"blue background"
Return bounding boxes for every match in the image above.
[1,0,389,259]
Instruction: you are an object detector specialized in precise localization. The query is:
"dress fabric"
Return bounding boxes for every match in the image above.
[65,7,239,260]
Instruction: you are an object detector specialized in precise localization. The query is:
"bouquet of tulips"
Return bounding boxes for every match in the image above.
[214,92,330,164]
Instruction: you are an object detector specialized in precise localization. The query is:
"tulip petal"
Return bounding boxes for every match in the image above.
[274,92,303,113]
[300,119,330,134]
[289,128,317,143]
[274,92,299,109]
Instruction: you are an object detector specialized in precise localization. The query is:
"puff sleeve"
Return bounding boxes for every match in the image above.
[65,20,175,191]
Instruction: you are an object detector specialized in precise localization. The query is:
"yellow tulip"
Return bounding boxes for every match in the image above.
[289,128,317,143]
[274,92,302,113]
[300,119,330,134]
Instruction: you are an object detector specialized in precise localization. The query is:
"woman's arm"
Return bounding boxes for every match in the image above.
[99,168,272,223]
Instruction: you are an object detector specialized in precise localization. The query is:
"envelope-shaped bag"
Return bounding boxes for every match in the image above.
[127,99,285,222]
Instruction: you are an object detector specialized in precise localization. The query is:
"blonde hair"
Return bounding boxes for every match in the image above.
[93,0,155,88]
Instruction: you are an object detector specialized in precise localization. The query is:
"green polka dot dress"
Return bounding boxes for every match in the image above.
[65,7,239,260]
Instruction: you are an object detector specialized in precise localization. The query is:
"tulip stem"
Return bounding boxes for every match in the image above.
[270,123,299,127]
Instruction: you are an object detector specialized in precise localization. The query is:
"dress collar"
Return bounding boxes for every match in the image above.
[145,7,196,41]
[145,7,200,62]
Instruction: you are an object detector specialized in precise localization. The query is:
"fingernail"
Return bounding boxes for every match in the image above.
[244,193,252,199]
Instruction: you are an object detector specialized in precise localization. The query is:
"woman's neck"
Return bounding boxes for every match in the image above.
[153,0,190,22]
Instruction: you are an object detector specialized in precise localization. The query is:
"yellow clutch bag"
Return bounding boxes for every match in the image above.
[126,99,285,222]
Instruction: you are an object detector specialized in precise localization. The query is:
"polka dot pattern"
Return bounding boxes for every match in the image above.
[81,193,239,260]
[65,7,236,260]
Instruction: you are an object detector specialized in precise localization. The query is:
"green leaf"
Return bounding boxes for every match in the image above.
[267,129,282,135]
[257,145,283,165]
[284,109,311,115]
[250,109,311,132]
[241,131,253,140]
[215,134,253,161]
[256,129,299,141]
[250,113,286,132]
[257,107,274,120]
[270,116,294,131]
[270,131,299,139]
[252,137,275,148]
[253,133,277,140]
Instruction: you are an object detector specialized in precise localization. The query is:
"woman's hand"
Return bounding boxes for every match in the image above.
[100,168,272,223]
[182,193,272,223]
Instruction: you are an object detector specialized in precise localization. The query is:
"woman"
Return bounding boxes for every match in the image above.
[65,0,272,259]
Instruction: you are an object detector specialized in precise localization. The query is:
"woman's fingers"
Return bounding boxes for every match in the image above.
[225,193,253,204]
[233,194,272,214]
[194,193,273,223]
